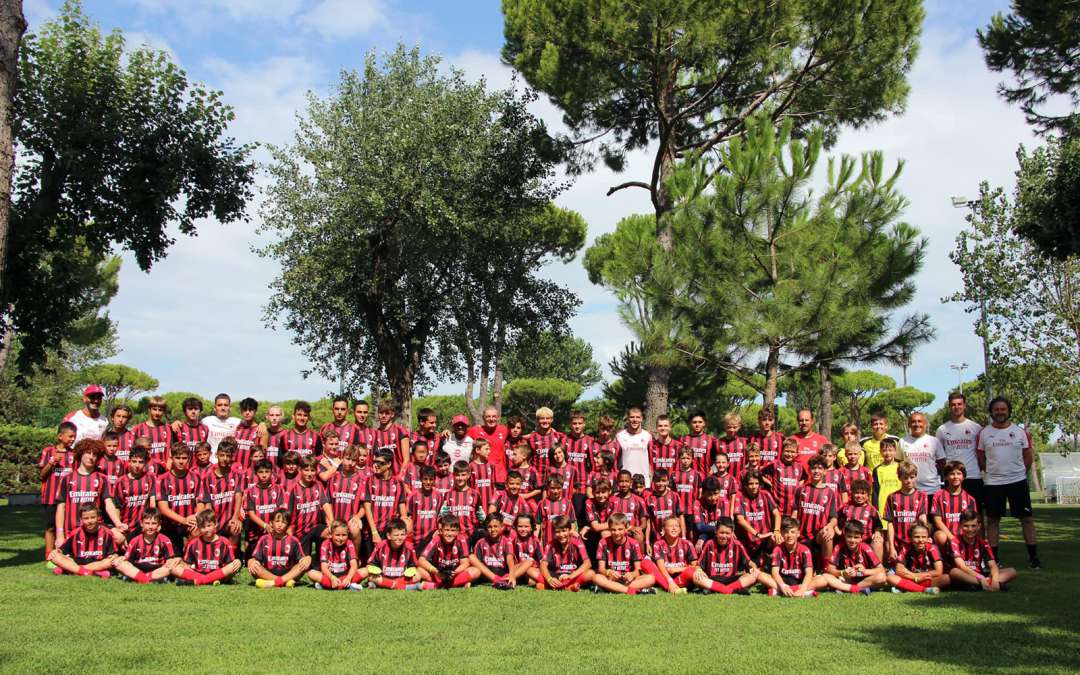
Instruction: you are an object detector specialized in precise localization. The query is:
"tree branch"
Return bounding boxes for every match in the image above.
[606,180,651,196]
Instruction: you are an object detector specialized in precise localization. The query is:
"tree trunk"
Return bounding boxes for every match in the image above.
[463,350,479,422]
[643,135,676,430]
[644,364,669,431]
[0,319,11,374]
[762,345,781,412]
[0,1,24,324]
[819,364,833,439]
[389,366,413,429]
[491,323,505,418]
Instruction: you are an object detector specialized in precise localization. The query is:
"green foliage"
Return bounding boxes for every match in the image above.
[79,363,157,412]
[411,395,468,429]
[833,370,897,428]
[501,378,582,429]
[870,386,935,419]
[502,330,601,389]
[947,182,1080,436]
[259,45,565,420]
[6,0,254,372]
[0,424,55,493]
[1011,131,1080,259]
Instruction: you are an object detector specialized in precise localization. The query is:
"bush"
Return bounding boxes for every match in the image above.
[0,424,55,494]
[412,394,468,428]
[502,378,583,430]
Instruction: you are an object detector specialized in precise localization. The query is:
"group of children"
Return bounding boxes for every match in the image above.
[39,401,1017,596]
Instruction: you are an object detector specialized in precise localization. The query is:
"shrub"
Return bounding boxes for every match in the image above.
[0,424,55,494]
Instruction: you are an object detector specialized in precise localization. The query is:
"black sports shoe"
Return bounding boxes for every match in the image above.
[1028,557,1041,570]
[636,587,656,595]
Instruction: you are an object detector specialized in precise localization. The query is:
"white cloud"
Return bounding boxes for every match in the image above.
[297,0,386,40]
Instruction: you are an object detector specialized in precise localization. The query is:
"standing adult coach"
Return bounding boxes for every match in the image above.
[977,396,1040,570]
[791,409,829,470]
[468,407,508,484]
[64,385,108,442]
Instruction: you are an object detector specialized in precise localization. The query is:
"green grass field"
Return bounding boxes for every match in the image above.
[1,505,1078,674]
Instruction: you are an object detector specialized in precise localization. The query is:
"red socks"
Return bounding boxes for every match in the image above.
[179,568,221,585]
[641,560,667,590]
[376,577,408,590]
[77,566,93,576]
[134,571,152,584]
[204,569,226,584]
[677,568,696,587]
[896,579,926,593]
[274,576,286,587]
[450,571,472,588]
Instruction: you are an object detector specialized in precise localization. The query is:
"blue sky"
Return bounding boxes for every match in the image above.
[25,0,1035,409]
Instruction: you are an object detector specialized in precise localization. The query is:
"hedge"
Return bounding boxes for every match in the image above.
[0,424,55,495]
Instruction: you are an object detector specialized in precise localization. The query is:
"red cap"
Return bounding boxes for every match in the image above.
[451,415,469,426]
[83,384,104,396]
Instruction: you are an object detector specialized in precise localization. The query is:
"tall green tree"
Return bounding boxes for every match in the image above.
[832,370,896,429]
[947,181,1080,437]
[3,0,254,373]
[978,1,1080,258]
[79,363,158,413]
[260,46,564,424]
[668,116,930,412]
[503,0,924,426]
[502,329,601,391]
[0,0,26,323]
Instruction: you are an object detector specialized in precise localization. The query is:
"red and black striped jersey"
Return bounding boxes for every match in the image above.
[692,497,732,528]
[679,433,717,475]
[278,471,301,492]
[251,533,302,574]
[155,471,201,521]
[286,481,329,536]
[400,463,423,492]
[433,472,453,497]
[38,446,74,504]
[351,426,378,453]
[198,470,241,525]
[710,473,739,504]
[319,539,358,575]
[822,469,848,497]
[473,535,512,574]
[190,463,214,484]
[527,429,566,480]
[369,540,417,578]
[885,490,929,544]
[534,497,576,543]
[770,543,813,581]
[585,468,618,492]
[364,475,405,532]
[598,536,643,573]
[371,424,408,472]
[441,487,484,533]
[763,461,804,516]
[244,483,286,531]
[648,437,682,474]
[736,490,778,538]
[751,432,784,465]
[509,465,540,496]
[281,428,321,459]
[512,534,543,563]
[563,434,594,494]
[112,429,135,462]
[546,464,574,495]
[57,470,109,533]
[931,488,978,536]
[900,544,941,573]
[109,473,154,529]
[469,461,497,510]
[421,534,470,574]
[831,542,881,571]
[950,536,995,574]
[839,503,881,542]
[592,438,622,467]
[132,422,173,465]
[651,537,698,571]
[265,427,287,465]
[699,538,751,579]
[609,493,648,527]
[492,490,529,525]
[645,490,681,534]
[543,537,588,575]
[716,436,749,478]
[97,455,125,490]
[841,464,872,495]
[329,471,365,521]
[671,467,704,514]
[584,497,613,525]
[175,422,209,453]
[60,526,116,563]
[319,421,357,445]
[405,490,442,543]
[125,533,175,567]
[183,535,234,573]
[795,485,839,540]
[232,422,262,468]
[409,430,443,457]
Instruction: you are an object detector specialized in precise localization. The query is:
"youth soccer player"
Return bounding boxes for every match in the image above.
[173,509,242,586]
[105,447,155,545]
[411,407,443,459]
[871,437,902,527]
[364,450,407,546]
[282,402,321,459]
[372,401,409,472]
[40,421,77,557]
[491,471,530,529]
[769,517,827,598]
[153,443,201,552]
[507,442,540,500]
[887,523,949,594]
[648,415,682,475]
[539,515,592,591]
[469,438,498,514]
[433,452,454,496]
[113,508,177,583]
[132,396,174,467]
[405,465,442,550]
[593,513,655,595]
[329,445,367,549]
[419,515,478,588]
[793,456,840,564]
[582,477,614,557]
[824,521,886,594]
[48,504,117,577]
[762,438,804,517]
[441,460,484,543]
[642,515,698,594]
[694,516,773,595]
[671,446,703,517]
[528,407,566,480]
[309,520,362,590]
[401,441,430,493]
[320,397,357,452]
[248,508,311,588]
[691,476,731,549]
[316,430,343,484]
[735,470,781,565]
[931,461,979,550]
[841,442,872,498]
[534,475,576,545]
[563,411,593,517]
[192,441,214,482]
[839,479,884,562]
[716,412,748,479]
[196,440,243,549]
[707,452,738,511]
[585,450,617,499]
[645,469,682,541]
[609,470,647,545]
[365,518,426,590]
[469,514,515,588]
[680,409,717,475]
[884,461,929,563]
[286,456,333,559]
[751,408,784,466]
[507,513,544,586]
[98,431,125,491]
[232,397,263,469]
[244,460,287,553]
[948,510,1016,592]
[55,439,113,549]
[862,413,901,469]
[175,398,209,454]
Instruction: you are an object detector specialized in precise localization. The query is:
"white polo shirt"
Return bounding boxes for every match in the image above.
[935,419,983,479]
[900,433,946,495]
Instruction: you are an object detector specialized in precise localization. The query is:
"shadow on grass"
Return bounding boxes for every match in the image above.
[0,506,45,568]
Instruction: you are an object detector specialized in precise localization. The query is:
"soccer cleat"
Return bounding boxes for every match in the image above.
[212,580,221,586]
[94,570,111,579]
[254,579,274,589]
[285,580,295,588]
[403,567,417,578]
[367,565,382,576]
[923,586,940,595]
[859,587,873,596]
[52,566,64,576]
[314,583,326,590]
[492,580,512,591]
[890,587,902,594]
[348,583,365,592]
[637,587,656,595]
[802,590,818,598]
[1028,557,1041,570]
[590,585,603,594]
[45,561,57,570]
[674,587,688,595]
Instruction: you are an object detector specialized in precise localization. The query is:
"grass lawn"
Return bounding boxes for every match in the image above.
[1,505,1078,674]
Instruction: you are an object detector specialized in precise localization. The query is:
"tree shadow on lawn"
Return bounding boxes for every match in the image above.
[0,506,45,568]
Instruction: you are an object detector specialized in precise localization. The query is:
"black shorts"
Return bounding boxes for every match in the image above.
[298,529,322,560]
[132,561,161,573]
[708,574,740,585]
[962,478,986,510]
[984,480,1032,519]
[779,573,802,586]
[42,504,58,532]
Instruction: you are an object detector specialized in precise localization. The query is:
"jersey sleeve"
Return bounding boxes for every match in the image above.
[102,535,117,557]
[883,495,896,523]
[59,532,76,556]
[162,537,176,559]
[182,540,199,564]
[420,537,438,561]
[769,546,782,570]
